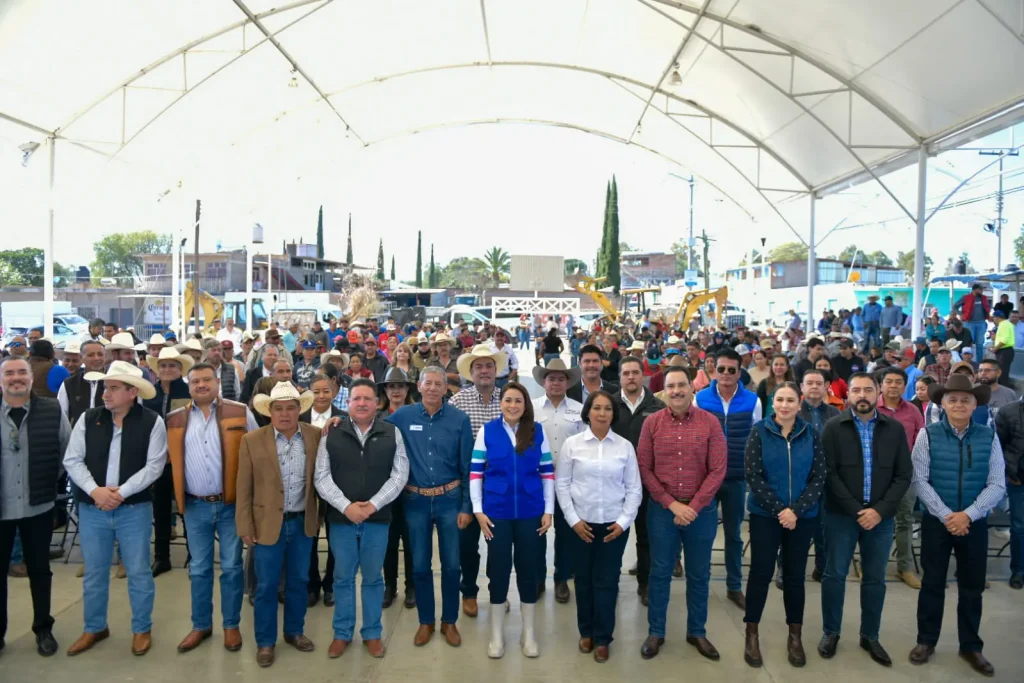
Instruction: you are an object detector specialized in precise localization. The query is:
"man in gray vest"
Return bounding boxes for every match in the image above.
[201,338,240,401]
[0,357,71,656]
[315,379,408,659]
[63,361,168,657]
[909,375,1005,677]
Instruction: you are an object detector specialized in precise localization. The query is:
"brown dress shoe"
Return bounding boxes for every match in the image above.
[686,635,720,661]
[578,637,594,653]
[131,632,152,656]
[413,623,435,646]
[959,650,995,677]
[7,563,27,578]
[909,644,934,665]
[727,590,746,610]
[283,634,314,652]
[256,646,275,668]
[176,629,212,653]
[327,639,349,659]
[594,645,609,663]
[440,623,461,647]
[66,629,110,656]
[462,597,478,617]
[223,628,242,652]
[364,639,385,658]
[640,635,664,659]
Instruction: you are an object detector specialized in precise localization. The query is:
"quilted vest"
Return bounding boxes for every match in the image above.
[77,403,158,506]
[696,381,757,481]
[324,418,398,525]
[0,396,63,507]
[924,419,992,514]
[746,416,819,519]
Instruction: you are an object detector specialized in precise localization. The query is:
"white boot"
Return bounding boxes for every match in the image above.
[488,605,506,658]
[520,602,539,657]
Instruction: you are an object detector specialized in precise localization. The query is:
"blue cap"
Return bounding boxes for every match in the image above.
[301,340,317,349]
[993,308,1007,318]
[914,336,926,345]
[164,331,177,340]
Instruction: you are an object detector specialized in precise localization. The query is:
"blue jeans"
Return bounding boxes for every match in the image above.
[518,330,530,349]
[966,320,987,360]
[252,515,313,647]
[821,513,894,640]
[487,517,541,604]
[183,499,243,631]
[647,501,717,638]
[862,321,880,352]
[538,504,572,584]
[543,353,560,366]
[404,489,462,625]
[330,521,389,641]
[10,530,22,565]
[79,502,155,634]
[1007,480,1024,575]
[716,479,746,592]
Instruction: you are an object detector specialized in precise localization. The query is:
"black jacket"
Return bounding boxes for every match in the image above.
[611,390,665,449]
[240,366,265,406]
[299,405,347,423]
[567,380,619,404]
[995,398,1024,479]
[820,409,913,519]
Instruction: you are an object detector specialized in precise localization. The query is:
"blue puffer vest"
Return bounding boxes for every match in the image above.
[747,416,820,519]
[481,419,546,521]
[696,380,757,481]
[924,419,992,515]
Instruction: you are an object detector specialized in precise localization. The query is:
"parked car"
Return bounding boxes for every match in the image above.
[29,324,80,350]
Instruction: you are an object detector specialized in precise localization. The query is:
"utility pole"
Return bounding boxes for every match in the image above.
[979,147,1019,270]
[193,199,201,334]
[688,176,695,271]
[694,229,715,291]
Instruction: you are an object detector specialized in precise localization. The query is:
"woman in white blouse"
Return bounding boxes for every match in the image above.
[555,390,642,663]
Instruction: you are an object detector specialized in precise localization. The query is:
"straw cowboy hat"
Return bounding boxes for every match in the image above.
[84,360,156,400]
[531,358,581,386]
[147,333,168,347]
[456,345,508,381]
[944,338,962,352]
[105,332,137,351]
[928,373,990,406]
[147,346,195,373]
[432,333,457,347]
[320,349,350,369]
[62,341,82,355]
[628,340,646,352]
[252,382,315,418]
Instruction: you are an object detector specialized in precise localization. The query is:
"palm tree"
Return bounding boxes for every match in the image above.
[475,247,511,287]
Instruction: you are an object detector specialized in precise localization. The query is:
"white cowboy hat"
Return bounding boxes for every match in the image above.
[84,360,156,400]
[133,343,148,352]
[944,338,962,352]
[629,340,646,351]
[666,335,681,345]
[252,382,315,417]
[184,338,204,353]
[532,357,582,387]
[455,344,508,381]
[320,349,350,369]
[432,333,456,347]
[105,332,137,351]
[62,341,82,355]
[147,346,195,373]
[416,332,429,344]
[147,333,167,346]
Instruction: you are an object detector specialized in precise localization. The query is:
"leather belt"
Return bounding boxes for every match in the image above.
[404,480,460,497]
[283,511,306,520]
[186,494,223,503]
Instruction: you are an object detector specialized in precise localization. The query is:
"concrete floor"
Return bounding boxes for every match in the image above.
[4,527,1023,683]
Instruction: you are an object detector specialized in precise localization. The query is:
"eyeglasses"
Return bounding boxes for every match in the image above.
[8,429,19,452]
[716,366,738,374]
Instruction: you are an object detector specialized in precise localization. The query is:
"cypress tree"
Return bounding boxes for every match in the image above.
[608,175,621,293]
[316,205,324,259]
[596,180,611,278]
[375,239,385,280]
[415,231,423,287]
[390,255,396,281]
[428,244,438,288]
[345,214,353,265]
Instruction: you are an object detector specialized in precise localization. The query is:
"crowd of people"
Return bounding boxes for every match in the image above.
[0,293,1021,678]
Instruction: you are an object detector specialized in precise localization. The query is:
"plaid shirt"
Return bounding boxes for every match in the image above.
[853,412,878,504]
[332,385,350,412]
[275,428,307,513]
[636,405,727,512]
[448,386,502,438]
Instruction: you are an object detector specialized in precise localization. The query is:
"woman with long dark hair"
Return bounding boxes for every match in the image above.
[469,382,554,659]
[742,382,825,669]
[757,353,795,418]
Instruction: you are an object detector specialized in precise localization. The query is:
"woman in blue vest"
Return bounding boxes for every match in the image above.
[470,382,554,660]
[741,382,826,669]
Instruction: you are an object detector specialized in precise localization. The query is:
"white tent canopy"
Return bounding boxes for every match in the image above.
[2,0,1024,332]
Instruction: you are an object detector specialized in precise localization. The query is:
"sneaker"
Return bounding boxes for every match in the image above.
[993,528,1011,540]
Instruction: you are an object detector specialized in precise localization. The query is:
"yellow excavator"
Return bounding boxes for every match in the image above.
[668,286,729,328]
[183,281,225,335]
[575,276,663,326]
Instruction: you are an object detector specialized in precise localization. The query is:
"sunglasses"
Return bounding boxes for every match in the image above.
[716,366,738,374]
[7,342,24,348]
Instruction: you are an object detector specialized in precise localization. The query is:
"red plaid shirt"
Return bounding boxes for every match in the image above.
[637,405,727,511]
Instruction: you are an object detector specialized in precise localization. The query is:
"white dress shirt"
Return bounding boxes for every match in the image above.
[621,389,646,414]
[217,326,243,348]
[309,407,333,429]
[314,420,410,514]
[555,427,642,530]
[532,394,585,468]
[717,383,763,423]
[63,411,168,500]
[214,363,242,399]
[183,400,260,496]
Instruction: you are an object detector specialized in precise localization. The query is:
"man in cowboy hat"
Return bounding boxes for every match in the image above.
[411,333,433,371]
[430,334,460,385]
[62,361,167,657]
[532,359,585,603]
[166,362,260,655]
[57,340,107,426]
[909,375,1005,676]
[315,378,409,659]
[862,295,883,352]
[237,382,322,668]
[0,356,71,656]
[105,332,139,364]
[199,338,241,401]
[145,347,193,577]
[61,341,83,373]
[292,340,321,390]
[449,345,506,616]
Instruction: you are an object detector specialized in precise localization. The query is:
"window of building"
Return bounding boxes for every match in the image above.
[145,262,167,277]
[206,261,227,278]
[303,260,317,271]
[183,263,195,278]
[817,261,845,284]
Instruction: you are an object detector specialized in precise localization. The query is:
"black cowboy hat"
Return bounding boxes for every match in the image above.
[928,373,990,406]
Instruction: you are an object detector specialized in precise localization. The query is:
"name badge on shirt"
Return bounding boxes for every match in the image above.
[409,425,424,431]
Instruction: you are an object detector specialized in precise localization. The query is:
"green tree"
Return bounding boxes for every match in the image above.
[834,244,859,262]
[316,205,324,259]
[896,249,933,284]
[671,239,699,274]
[375,239,385,280]
[428,244,438,288]
[415,231,423,287]
[390,255,396,281]
[768,241,809,262]
[619,242,633,253]
[0,247,73,287]
[865,250,893,267]
[475,247,511,287]
[607,176,621,293]
[91,231,172,279]
[1014,226,1024,268]
[596,181,611,278]
[346,214,353,265]
[564,258,588,275]
[438,257,487,289]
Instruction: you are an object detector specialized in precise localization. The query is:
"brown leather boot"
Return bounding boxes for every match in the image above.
[462,597,478,617]
[413,623,435,646]
[744,623,762,667]
[176,629,212,653]
[223,628,242,652]
[66,629,110,656]
[440,622,461,647]
[131,631,152,656]
[787,624,806,667]
[327,639,349,659]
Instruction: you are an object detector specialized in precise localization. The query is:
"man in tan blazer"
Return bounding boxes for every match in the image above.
[236,382,321,668]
